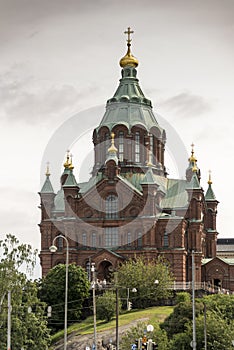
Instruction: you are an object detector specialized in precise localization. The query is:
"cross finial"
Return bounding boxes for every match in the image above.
[208,170,212,185]
[46,162,50,176]
[124,27,134,46]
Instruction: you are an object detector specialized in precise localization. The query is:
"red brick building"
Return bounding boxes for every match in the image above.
[39,29,234,291]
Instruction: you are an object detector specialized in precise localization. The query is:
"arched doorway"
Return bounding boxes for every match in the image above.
[97,260,114,282]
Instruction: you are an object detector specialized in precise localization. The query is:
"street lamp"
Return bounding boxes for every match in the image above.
[91,263,97,350]
[49,235,69,350]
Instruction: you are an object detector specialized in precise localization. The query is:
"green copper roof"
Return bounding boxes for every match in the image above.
[40,175,54,194]
[141,167,157,185]
[53,189,65,212]
[63,171,79,188]
[187,172,201,190]
[205,184,216,201]
[96,66,164,134]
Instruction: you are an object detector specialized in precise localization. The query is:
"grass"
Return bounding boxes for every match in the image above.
[50,306,173,346]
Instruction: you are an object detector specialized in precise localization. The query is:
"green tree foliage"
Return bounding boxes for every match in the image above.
[120,321,169,350]
[39,263,90,331]
[162,294,234,350]
[161,300,203,338]
[96,290,121,322]
[116,256,174,308]
[0,234,50,349]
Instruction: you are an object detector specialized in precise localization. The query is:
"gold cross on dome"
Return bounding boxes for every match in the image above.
[124,27,134,45]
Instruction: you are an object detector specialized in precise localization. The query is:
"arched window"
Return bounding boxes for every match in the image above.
[118,131,124,162]
[163,232,169,247]
[135,131,140,163]
[58,236,63,251]
[127,232,131,246]
[82,232,87,246]
[104,132,110,156]
[105,194,118,219]
[137,232,142,247]
[149,133,154,163]
[92,232,97,247]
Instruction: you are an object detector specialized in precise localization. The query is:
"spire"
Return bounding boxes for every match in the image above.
[105,133,119,165]
[119,27,139,68]
[69,153,74,170]
[205,170,216,201]
[63,150,71,169]
[40,162,54,193]
[189,143,197,163]
[186,143,200,182]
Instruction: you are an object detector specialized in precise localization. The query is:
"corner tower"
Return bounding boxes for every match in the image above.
[92,27,166,177]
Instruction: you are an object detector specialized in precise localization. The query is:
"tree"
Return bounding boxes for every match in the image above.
[96,290,121,322]
[115,256,174,308]
[39,263,90,331]
[0,234,50,349]
[162,294,234,350]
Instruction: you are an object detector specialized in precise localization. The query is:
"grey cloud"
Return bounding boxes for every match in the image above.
[160,92,211,119]
[0,66,98,125]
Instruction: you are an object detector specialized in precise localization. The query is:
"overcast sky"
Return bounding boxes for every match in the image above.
[0,0,233,278]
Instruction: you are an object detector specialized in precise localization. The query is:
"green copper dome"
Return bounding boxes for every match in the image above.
[97,66,162,133]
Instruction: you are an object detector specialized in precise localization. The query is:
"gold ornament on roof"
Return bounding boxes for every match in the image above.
[64,150,71,169]
[119,27,139,68]
[208,170,212,185]
[108,132,118,153]
[189,143,197,163]
[46,162,50,176]
[69,154,74,170]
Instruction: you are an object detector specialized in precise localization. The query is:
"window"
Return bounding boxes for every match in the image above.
[82,232,87,246]
[104,227,119,247]
[105,194,118,219]
[137,232,142,247]
[163,232,169,247]
[92,232,96,247]
[118,131,124,162]
[135,131,140,162]
[104,132,110,156]
[127,232,131,246]
[58,236,63,250]
[149,134,154,164]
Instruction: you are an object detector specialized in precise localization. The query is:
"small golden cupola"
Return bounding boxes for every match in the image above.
[119,27,139,68]
[186,143,201,182]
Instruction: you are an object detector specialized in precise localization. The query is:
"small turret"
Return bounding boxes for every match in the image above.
[186,143,201,182]
[105,133,120,179]
[39,163,55,220]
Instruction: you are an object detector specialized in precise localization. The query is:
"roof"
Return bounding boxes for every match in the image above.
[202,257,234,266]
[40,176,54,194]
[205,184,216,201]
[63,171,79,187]
[96,66,164,134]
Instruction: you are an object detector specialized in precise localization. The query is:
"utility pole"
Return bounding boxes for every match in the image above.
[204,303,207,350]
[192,251,196,350]
[116,287,119,350]
[91,263,97,350]
[7,290,11,350]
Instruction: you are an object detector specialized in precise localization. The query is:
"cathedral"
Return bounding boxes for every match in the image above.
[39,28,234,292]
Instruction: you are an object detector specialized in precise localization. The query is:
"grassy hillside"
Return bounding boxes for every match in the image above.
[50,306,173,346]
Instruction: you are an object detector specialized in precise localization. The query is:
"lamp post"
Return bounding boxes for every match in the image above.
[91,263,97,350]
[192,250,196,350]
[49,235,69,350]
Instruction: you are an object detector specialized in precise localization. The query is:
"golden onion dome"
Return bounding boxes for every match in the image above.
[119,27,139,68]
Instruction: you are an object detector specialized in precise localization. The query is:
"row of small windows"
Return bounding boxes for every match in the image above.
[55,231,168,250]
[77,229,143,248]
[104,131,153,163]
